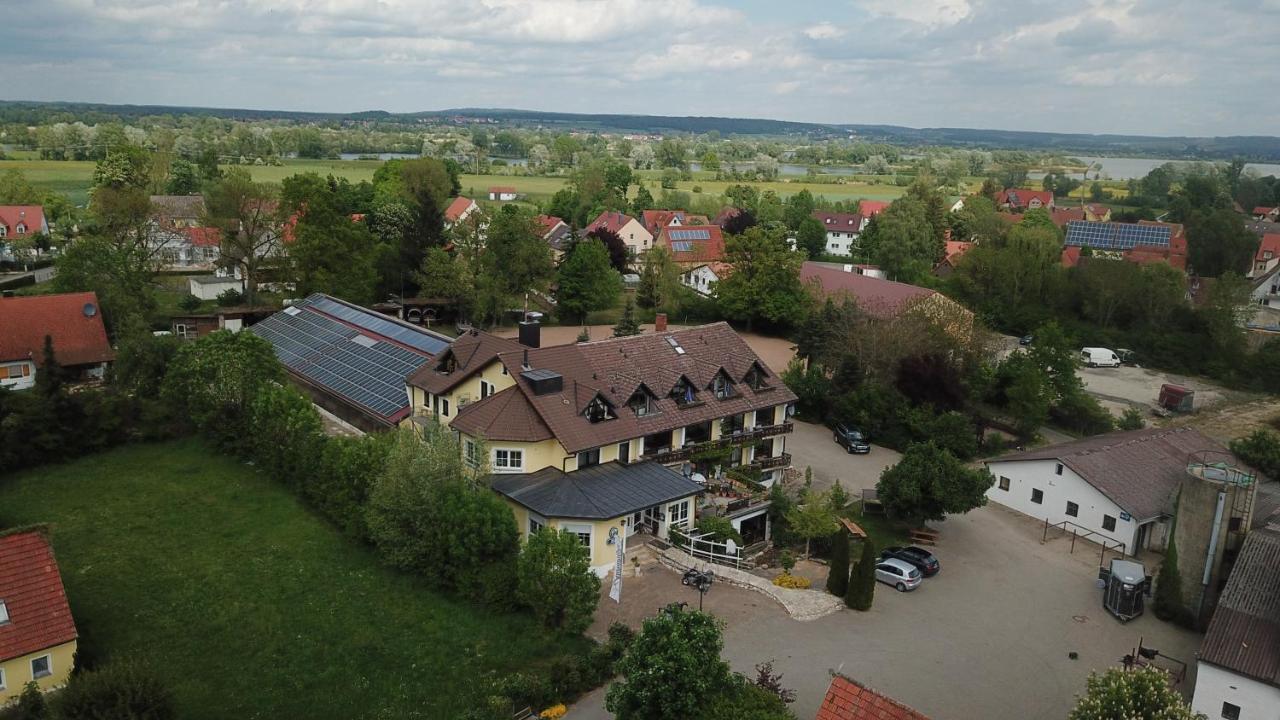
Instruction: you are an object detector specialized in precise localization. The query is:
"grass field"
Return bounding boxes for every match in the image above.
[0,440,581,719]
[1,158,907,207]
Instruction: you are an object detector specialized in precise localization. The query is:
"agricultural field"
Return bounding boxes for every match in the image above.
[0,440,581,720]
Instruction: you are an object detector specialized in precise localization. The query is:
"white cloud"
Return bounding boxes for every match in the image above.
[803,22,844,40]
[856,0,972,28]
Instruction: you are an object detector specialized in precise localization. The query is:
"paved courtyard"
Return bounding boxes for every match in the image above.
[569,421,1203,720]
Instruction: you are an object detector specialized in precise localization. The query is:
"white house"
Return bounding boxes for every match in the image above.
[487,187,518,202]
[188,275,245,301]
[586,210,653,258]
[1191,528,1280,720]
[444,196,479,227]
[682,263,725,296]
[811,211,866,257]
[984,427,1233,555]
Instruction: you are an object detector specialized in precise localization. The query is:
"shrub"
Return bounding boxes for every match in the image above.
[694,516,743,545]
[826,530,850,597]
[772,573,811,589]
[1050,391,1115,436]
[778,550,795,573]
[1117,406,1145,431]
[178,293,201,312]
[606,604,733,720]
[847,540,875,610]
[517,528,601,635]
[927,411,979,460]
[1230,429,1280,480]
[1068,667,1200,720]
[216,287,245,306]
[53,661,176,720]
[703,676,793,720]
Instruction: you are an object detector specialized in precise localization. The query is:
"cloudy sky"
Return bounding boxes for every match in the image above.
[3,0,1276,136]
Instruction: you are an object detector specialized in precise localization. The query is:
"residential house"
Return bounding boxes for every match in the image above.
[934,240,975,277]
[150,195,205,229]
[1252,206,1280,222]
[985,427,1256,609]
[641,209,687,238]
[1063,220,1187,271]
[656,225,725,267]
[1191,528,1280,720]
[187,274,245,301]
[682,262,730,296]
[406,321,797,575]
[536,215,573,261]
[995,188,1055,212]
[0,529,79,704]
[444,196,479,226]
[800,261,969,326]
[1250,263,1280,314]
[0,206,49,243]
[811,211,865,257]
[1250,233,1280,278]
[251,293,451,431]
[816,674,930,720]
[488,187,518,202]
[152,226,222,269]
[586,211,652,258]
[0,292,114,391]
[858,200,890,217]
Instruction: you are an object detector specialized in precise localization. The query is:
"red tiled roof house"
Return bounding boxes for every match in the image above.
[586,211,653,257]
[817,674,930,720]
[812,211,866,257]
[996,188,1054,212]
[0,529,79,703]
[0,292,115,391]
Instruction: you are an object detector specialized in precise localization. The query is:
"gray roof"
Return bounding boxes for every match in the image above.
[189,275,240,286]
[1199,529,1280,687]
[988,427,1230,521]
[491,461,703,520]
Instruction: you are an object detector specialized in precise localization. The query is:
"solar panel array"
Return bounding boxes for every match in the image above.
[668,228,711,241]
[1065,221,1170,250]
[310,295,450,355]
[251,295,443,419]
[671,241,693,252]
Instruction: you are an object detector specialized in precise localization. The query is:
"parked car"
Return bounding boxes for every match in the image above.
[1115,348,1137,365]
[833,423,871,454]
[875,558,922,592]
[1079,347,1121,368]
[1018,334,1034,346]
[881,546,940,577]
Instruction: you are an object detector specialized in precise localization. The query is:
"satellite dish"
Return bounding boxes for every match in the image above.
[82,302,97,318]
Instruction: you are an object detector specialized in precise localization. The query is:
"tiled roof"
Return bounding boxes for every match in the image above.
[943,240,974,263]
[586,211,637,236]
[149,194,205,220]
[988,427,1232,521]
[1256,233,1280,263]
[407,330,523,395]
[858,200,890,216]
[657,225,725,264]
[448,384,555,443]
[1199,528,1280,687]
[813,211,863,229]
[1254,206,1278,215]
[445,196,477,223]
[181,226,222,247]
[1061,245,1083,268]
[491,462,703,519]
[641,209,686,237]
[535,214,567,240]
[0,205,46,235]
[996,188,1053,208]
[801,261,935,319]
[488,186,517,194]
[816,674,930,720]
[0,292,115,367]
[452,322,796,455]
[0,530,78,662]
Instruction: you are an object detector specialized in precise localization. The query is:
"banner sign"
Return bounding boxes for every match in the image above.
[609,528,623,603]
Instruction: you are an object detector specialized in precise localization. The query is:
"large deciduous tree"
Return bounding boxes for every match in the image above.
[556,238,622,324]
[875,442,994,525]
[516,528,601,635]
[1067,667,1203,720]
[606,605,733,720]
[716,226,808,329]
[861,197,939,283]
[473,206,555,327]
[203,167,281,304]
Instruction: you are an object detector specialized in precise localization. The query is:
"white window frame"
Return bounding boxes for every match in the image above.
[31,654,52,680]
[529,512,546,536]
[561,522,593,549]
[480,380,494,399]
[493,448,524,472]
[463,439,480,468]
[667,499,689,528]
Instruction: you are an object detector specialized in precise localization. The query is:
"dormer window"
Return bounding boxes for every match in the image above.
[627,387,658,417]
[0,599,8,624]
[436,352,458,374]
[584,395,616,423]
[669,377,697,406]
[15,223,25,235]
[743,363,768,391]
[711,371,735,400]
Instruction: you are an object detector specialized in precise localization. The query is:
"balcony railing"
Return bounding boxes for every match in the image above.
[640,422,793,464]
[751,452,792,471]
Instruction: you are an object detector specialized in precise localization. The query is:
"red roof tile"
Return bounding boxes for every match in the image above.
[0,205,46,236]
[586,211,638,236]
[535,215,567,237]
[1256,233,1280,263]
[445,196,477,223]
[407,330,523,395]
[657,225,725,264]
[858,200,890,216]
[1254,206,1278,216]
[816,675,930,720]
[813,211,864,229]
[943,240,974,262]
[801,262,935,318]
[996,188,1053,209]
[0,292,114,367]
[1061,245,1083,268]
[488,186,517,194]
[641,209,686,237]
[0,530,78,662]
[181,226,222,247]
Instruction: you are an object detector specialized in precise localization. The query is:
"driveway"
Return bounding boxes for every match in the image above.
[785,420,900,495]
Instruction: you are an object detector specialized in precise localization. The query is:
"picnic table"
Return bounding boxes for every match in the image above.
[909,527,940,546]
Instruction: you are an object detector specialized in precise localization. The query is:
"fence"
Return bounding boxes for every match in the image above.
[1042,518,1126,565]
[669,529,742,569]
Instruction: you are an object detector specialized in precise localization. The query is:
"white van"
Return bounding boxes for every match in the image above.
[1080,347,1121,368]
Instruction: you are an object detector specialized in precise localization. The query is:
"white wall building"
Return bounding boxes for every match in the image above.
[812,211,866,257]
[1191,528,1280,720]
[188,275,245,301]
[682,263,722,296]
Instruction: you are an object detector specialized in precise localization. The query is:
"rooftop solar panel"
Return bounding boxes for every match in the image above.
[1065,221,1170,250]
[671,241,693,252]
[308,295,450,355]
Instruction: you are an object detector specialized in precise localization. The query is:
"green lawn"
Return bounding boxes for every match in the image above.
[0,440,580,719]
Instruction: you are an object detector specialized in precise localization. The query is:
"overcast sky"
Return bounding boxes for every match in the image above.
[3,0,1276,136]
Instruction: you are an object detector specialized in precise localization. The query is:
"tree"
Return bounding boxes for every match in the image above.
[517,528,601,634]
[862,198,938,283]
[160,330,284,445]
[557,238,623,324]
[613,297,641,337]
[716,226,808,329]
[15,681,47,720]
[473,206,555,327]
[796,217,827,259]
[0,169,42,204]
[606,604,733,720]
[203,167,280,304]
[846,539,876,610]
[825,529,850,597]
[1186,208,1257,277]
[1067,667,1204,720]
[636,245,684,312]
[585,226,630,272]
[631,184,655,215]
[165,159,201,195]
[783,189,816,230]
[53,661,176,720]
[413,247,475,317]
[876,442,994,525]
[785,488,836,558]
[286,195,380,304]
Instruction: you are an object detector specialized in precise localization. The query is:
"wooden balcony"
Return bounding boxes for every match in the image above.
[752,452,792,471]
[640,422,793,465]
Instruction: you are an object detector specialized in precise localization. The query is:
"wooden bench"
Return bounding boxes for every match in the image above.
[909,527,940,546]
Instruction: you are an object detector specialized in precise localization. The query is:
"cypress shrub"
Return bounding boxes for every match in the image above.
[846,539,876,611]
[826,530,850,597]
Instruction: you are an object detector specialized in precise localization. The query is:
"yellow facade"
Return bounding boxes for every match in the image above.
[0,641,76,703]
[503,495,696,573]
[409,359,517,427]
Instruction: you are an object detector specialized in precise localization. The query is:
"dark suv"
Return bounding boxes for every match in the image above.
[833,423,871,454]
[881,546,940,576]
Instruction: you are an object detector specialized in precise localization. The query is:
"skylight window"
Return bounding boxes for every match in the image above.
[351,334,378,348]
[0,600,9,624]
[283,306,301,316]
[666,336,686,355]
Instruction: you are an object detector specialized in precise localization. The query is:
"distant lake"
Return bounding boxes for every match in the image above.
[338,152,420,161]
[1037,155,1280,181]
[690,161,861,176]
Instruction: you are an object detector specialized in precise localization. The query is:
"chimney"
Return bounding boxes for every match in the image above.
[655,313,667,332]
[518,317,541,348]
